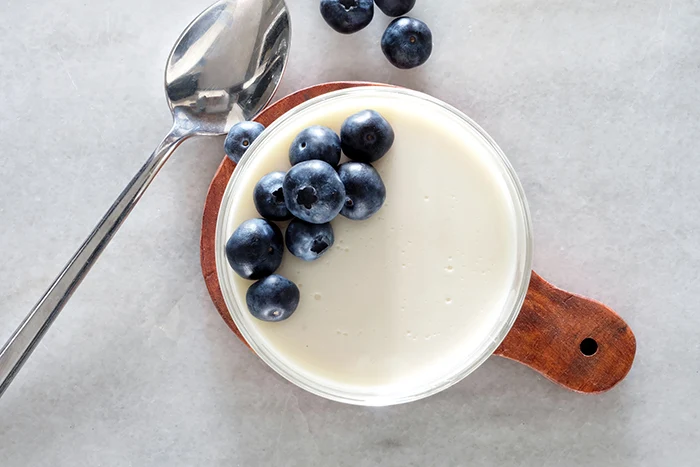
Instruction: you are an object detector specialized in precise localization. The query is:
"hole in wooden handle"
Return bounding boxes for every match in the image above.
[579,337,598,357]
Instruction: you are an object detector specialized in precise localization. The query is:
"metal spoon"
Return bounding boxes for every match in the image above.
[0,0,290,397]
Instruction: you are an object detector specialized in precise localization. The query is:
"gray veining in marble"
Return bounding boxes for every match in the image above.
[1,0,699,465]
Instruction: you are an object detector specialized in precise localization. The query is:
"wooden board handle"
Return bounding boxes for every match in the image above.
[494,272,636,393]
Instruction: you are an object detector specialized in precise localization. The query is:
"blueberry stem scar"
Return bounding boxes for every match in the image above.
[297,186,319,209]
[311,238,330,254]
[339,0,358,10]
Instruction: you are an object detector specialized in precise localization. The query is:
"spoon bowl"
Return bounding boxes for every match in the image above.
[166,0,290,135]
[0,0,290,397]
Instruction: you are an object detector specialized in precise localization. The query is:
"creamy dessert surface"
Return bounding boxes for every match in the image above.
[222,92,520,394]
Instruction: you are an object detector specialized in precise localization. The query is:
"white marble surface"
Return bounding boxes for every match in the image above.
[1,0,698,465]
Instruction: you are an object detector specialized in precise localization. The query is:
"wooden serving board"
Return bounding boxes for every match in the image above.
[200,82,636,394]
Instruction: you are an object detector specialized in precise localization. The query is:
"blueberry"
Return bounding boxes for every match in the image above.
[283,160,346,224]
[320,0,374,34]
[340,110,395,163]
[375,0,415,16]
[254,172,293,221]
[381,17,433,69]
[224,121,265,163]
[225,219,283,280]
[285,219,335,261]
[289,126,342,167]
[246,275,300,322]
[338,162,387,220]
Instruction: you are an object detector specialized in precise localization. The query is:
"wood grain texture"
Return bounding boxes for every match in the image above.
[200,81,636,394]
[494,272,636,393]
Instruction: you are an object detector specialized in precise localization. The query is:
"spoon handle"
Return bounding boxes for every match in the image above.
[0,127,187,397]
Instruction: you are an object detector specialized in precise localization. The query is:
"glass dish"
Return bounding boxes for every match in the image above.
[215,86,533,406]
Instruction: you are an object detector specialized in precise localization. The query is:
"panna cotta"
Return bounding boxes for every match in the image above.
[216,87,531,405]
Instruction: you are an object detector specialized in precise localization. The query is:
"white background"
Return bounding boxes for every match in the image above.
[1,0,698,465]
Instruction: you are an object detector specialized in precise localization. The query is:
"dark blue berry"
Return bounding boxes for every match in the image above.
[320,0,374,34]
[225,219,283,280]
[338,162,387,220]
[381,17,433,69]
[254,172,293,221]
[224,121,265,163]
[246,275,300,322]
[289,126,342,167]
[340,110,395,163]
[283,160,346,224]
[375,0,415,16]
[285,219,335,261]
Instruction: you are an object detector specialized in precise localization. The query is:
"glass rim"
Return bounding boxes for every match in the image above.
[215,86,533,406]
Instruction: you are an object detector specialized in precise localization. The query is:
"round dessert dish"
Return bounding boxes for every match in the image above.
[215,86,532,405]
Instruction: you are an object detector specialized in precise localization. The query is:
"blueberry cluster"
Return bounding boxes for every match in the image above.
[224,110,393,322]
[319,0,432,69]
